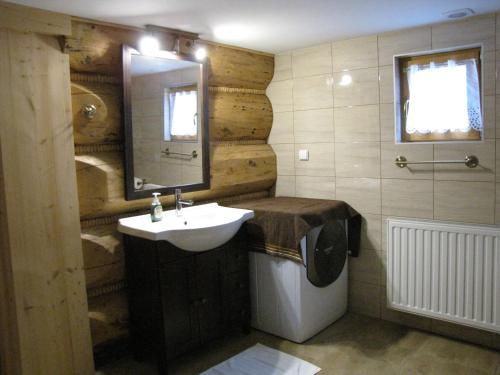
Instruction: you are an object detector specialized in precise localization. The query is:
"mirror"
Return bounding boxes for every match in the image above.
[122,45,209,200]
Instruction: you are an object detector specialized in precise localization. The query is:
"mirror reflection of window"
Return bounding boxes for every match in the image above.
[164,84,198,142]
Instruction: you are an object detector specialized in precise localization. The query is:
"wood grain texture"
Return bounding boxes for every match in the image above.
[88,291,128,347]
[65,20,175,77]
[82,223,123,270]
[0,122,22,375]
[209,91,272,141]
[71,82,122,144]
[204,43,274,89]
[67,18,276,350]
[0,30,94,374]
[86,262,125,290]
[0,2,71,36]
[76,144,275,219]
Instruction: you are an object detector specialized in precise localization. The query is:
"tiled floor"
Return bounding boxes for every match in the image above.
[97,313,500,375]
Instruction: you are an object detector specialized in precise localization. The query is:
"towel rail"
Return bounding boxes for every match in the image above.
[395,154,478,168]
[161,148,198,159]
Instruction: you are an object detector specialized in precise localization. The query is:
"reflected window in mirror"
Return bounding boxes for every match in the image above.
[165,84,198,141]
[123,45,209,200]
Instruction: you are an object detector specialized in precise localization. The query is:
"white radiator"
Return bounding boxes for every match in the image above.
[387,218,500,333]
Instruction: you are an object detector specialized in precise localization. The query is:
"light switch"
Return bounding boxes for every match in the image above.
[298,149,309,161]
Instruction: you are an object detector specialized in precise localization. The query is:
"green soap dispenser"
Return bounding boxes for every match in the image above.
[150,192,163,222]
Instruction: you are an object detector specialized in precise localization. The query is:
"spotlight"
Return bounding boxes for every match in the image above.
[339,74,352,87]
[139,35,160,56]
[195,47,207,61]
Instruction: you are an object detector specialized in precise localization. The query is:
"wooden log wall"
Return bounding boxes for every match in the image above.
[65,19,275,349]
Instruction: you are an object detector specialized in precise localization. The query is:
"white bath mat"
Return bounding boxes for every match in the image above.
[200,343,321,375]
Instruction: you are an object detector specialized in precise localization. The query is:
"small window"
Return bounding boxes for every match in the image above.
[396,47,482,143]
[164,84,198,142]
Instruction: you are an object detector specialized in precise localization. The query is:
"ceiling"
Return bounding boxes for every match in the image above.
[7,0,500,53]
[131,54,198,76]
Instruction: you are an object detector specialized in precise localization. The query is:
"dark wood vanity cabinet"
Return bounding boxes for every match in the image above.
[123,229,250,371]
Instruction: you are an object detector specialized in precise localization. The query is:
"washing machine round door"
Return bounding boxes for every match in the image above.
[306,221,347,287]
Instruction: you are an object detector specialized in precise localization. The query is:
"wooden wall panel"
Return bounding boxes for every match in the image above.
[0,28,94,374]
[75,144,276,219]
[68,18,276,350]
[86,262,125,290]
[82,223,123,269]
[0,2,71,36]
[88,292,129,347]
[211,144,276,190]
[72,82,122,144]
[204,43,274,89]
[65,20,175,77]
[209,90,273,141]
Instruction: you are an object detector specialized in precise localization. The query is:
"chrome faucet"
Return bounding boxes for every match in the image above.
[175,188,193,216]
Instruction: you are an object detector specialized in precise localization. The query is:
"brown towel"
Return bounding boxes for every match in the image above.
[230,197,361,263]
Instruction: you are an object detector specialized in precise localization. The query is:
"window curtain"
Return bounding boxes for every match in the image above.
[405,58,482,134]
[169,90,198,137]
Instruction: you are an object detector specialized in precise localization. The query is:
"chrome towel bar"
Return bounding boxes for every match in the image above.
[395,154,478,168]
[161,148,198,159]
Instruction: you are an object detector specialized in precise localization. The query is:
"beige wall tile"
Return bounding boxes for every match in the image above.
[271,143,295,175]
[381,142,434,179]
[332,35,378,71]
[335,141,381,178]
[496,96,500,138]
[275,175,295,197]
[435,140,495,182]
[496,184,500,224]
[293,75,333,111]
[497,51,500,96]
[378,27,432,66]
[380,287,433,331]
[292,43,332,78]
[333,68,379,107]
[273,51,292,81]
[434,181,495,224]
[334,105,380,142]
[268,112,294,144]
[294,109,334,143]
[497,13,500,50]
[360,213,382,251]
[267,79,293,112]
[380,103,395,142]
[431,15,496,52]
[483,95,495,139]
[381,179,433,218]
[348,248,381,285]
[295,175,335,199]
[336,177,381,215]
[294,143,335,176]
[378,65,394,104]
[430,320,499,350]
[482,51,496,97]
[348,280,381,318]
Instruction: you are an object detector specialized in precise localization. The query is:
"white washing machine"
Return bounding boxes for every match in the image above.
[249,220,348,343]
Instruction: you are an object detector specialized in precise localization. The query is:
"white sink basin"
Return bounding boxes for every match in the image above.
[117,203,254,252]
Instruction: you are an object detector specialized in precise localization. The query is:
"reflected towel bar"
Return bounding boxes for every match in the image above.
[395,155,478,168]
[161,148,198,159]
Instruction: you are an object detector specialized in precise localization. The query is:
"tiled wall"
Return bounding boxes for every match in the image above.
[132,68,203,187]
[267,13,500,348]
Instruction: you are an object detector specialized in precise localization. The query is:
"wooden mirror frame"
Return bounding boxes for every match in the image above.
[122,44,210,200]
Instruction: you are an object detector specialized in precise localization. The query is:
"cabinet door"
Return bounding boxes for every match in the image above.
[159,256,199,359]
[195,249,225,343]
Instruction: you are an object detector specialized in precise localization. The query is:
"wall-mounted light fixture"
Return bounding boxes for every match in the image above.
[195,47,207,61]
[139,34,160,56]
